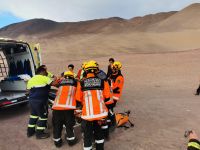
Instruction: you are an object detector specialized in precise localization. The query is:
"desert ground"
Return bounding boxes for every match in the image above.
[1,3,200,150]
[1,48,200,150]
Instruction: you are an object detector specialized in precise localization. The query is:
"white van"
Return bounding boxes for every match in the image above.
[0,38,41,108]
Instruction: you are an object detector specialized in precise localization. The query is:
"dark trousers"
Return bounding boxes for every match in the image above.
[52,110,75,143]
[81,120,104,150]
[106,102,117,127]
[102,102,117,139]
[27,100,48,135]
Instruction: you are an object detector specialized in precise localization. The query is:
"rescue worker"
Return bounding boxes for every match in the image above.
[40,64,56,79]
[186,130,200,150]
[107,61,124,129]
[96,67,111,140]
[76,60,111,150]
[109,61,124,107]
[107,58,115,78]
[61,64,77,78]
[52,71,78,147]
[77,62,87,81]
[27,66,57,139]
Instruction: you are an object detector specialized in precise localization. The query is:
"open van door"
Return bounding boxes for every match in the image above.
[30,43,42,68]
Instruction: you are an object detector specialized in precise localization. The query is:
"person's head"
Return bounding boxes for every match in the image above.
[109,58,115,65]
[84,60,99,75]
[112,61,122,74]
[40,65,47,70]
[68,64,74,72]
[64,71,74,79]
[36,66,48,76]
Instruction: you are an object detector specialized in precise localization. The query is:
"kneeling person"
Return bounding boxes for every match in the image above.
[52,71,78,147]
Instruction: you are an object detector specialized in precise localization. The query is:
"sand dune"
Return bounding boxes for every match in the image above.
[149,3,200,32]
[1,3,200,57]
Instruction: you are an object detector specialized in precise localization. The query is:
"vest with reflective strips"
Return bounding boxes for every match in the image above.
[52,78,77,110]
[27,75,52,102]
[76,75,110,121]
[110,73,124,101]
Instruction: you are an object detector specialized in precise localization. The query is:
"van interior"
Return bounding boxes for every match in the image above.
[0,42,35,103]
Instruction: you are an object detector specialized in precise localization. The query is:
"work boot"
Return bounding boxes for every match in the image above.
[54,139,63,148]
[96,143,104,150]
[66,137,78,146]
[36,131,50,139]
[27,132,35,138]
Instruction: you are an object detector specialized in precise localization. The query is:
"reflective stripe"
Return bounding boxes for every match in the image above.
[81,111,108,120]
[85,91,90,116]
[32,84,47,88]
[28,124,36,128]
[95,139,104,144]
[84,146,92,150]
[56,86,63,105]
[97,90,103,113]
[101,125,108,129]
[107,119,111,122]
[53,105,76,109]
[39,117,47,121]
[188,142,200,149]
[67,86,72,106]
[66,137,75,141]
[113,96,119,100]
[30,115,38,119]
[69,86,74,106]
[109,109,114,115]
[53,138,61,142]
[36,126,45,130]
[88,91,94,116]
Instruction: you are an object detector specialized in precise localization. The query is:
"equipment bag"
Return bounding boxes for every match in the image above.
[115,110,134,129]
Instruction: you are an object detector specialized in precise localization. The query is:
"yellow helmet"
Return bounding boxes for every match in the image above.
[84,60,99,71]
[112,61,122,70]
[64,71,74,77]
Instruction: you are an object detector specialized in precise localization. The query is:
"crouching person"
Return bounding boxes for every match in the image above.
[52,71,78,148]
[76,60,111,150]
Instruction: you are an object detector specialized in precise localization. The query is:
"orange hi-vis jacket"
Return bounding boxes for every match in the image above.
[76,73,110,121]
[104,84,114,105]
[52,78,77,110]
[110,73,124,101]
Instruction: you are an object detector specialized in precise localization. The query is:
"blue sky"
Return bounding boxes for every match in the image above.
[0,0,199,28]
[0,12,24,28]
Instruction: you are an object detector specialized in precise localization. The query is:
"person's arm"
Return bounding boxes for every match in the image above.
[103,81,111,103]
[113,76,124,94]
[75,82,83,107]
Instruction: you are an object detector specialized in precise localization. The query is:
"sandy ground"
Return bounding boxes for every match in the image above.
[1,49,200,150]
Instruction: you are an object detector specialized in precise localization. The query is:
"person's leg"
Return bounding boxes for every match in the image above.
[35,102,49,139]
[27,101,38,137]
[94,121,104,150]
[81,120,93,150]
[52,110,63,147]
[101,118,109,140]
[64,110,77,146]
[108,106,116,132]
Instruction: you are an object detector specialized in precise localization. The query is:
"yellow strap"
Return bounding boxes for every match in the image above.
[36,126,45,130]
[30,115,38,119]
[39,117,48,121]
[188,142,200,149]
[28,124,36,128]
